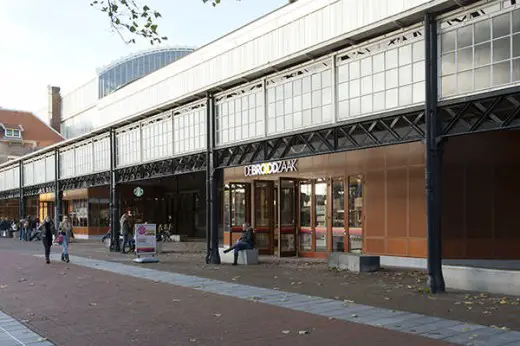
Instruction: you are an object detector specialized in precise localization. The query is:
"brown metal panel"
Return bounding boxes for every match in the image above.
[408,166,427,238]
[365,170,385,238]
[466,166,493,239]
[385,144,410,168]
[494,166,520,239]
[365,147,386,171]
[386,238,408,256]
[364,238,385,255]
[441,166,465,239]
[408,238,427,258]
[386,168,408,238]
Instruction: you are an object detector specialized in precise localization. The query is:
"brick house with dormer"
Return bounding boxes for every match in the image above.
[0,109,64,164]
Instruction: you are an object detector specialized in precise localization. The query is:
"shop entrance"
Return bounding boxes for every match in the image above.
[223,173,365,258]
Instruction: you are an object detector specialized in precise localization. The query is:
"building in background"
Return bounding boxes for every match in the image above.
[0,109,63,164]
[46,47,195,139]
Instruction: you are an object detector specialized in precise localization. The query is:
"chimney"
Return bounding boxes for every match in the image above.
[48,86,62,133]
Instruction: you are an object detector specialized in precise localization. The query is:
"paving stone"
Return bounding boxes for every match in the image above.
[404,320,465,335]
[465,330,520,346]
[0,339,22,346]
[442,327,507,345]
[365,312,423,328]
[384,316,443,331]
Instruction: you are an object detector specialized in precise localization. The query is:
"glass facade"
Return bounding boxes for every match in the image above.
[98,48,193,99]
[215,83,265,146]
[337,27,425,120]
[0,166,20,191]
[173,103,207,155]
[93,136,110,172]
[142,113,173,162]
[116,124,141,167]
[267,61,333,136]
[439,1,520,98]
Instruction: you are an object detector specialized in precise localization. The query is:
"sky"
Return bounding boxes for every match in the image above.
[0,0,287,120]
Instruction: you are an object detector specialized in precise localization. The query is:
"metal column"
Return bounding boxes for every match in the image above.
[18,161,24,220]
[205,94,221,264]
[424,13,445,293]
[54,149,62,229]
[109,129,120,252]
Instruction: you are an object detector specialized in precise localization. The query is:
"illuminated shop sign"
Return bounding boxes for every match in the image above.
[244,159,298,177]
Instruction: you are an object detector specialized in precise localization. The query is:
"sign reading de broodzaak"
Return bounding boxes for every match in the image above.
[244,159,298,177]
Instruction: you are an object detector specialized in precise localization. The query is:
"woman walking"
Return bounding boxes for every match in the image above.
[38,216,57,264]
[58,216,73,263]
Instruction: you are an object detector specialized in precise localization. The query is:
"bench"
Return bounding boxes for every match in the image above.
[219,247,259,265]
[328,253,380,273]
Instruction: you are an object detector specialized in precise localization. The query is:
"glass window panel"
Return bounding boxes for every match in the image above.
[349,79,360,98]
[267,88,275,103]
[315,180,327,252]
[276,85,284,101]
[412,82,425,104]
[373,72,385,92]
[457,47,473,71]
[361,57,372,76]
[457,25,473,48]
[475,19,491,44]
[514,9,520,33]
[413,61,425,82]
[349,61,360,80]
[322,104,332,122]
[332,178,345,251]
[399,44,412,66]
[302,76,311,94]
[338,82,349,101]
[492,13,510,39]
[322,70,331,88]
[386,88,398,109]
[361,95,373,113]
[475,43,491,66]
[338,65,349,83]
[312,73,322,91]
[385,68,398,89]
[441,53,456,75]
[312,90,322,107]
[492,61,511,86]
[285,114,293,130]
[350,97,361,116]
[293,79,302,96]
[458,70,473,93]
[441,74,457,96]
[294,95,302,112]
[249,93,256,108]
[441,31,456,52]
[276,116,284,131]
[293,111,303,127]
[322,87,332,105]
[284,98,293,115]
[373,91,385,111]
[299,182,312,252]
[513,58,520,81]
[399,65,412,85]
[302,109,312,126]
[312,106,322,123]
[385,49,398,69]
[373,53,385,73]
[276,100,284,116]
[242,96,248,110]
[513,33,520,58]
[284,82,293,99]
[302,93,312,110]
[412,40,424,62]
[399,85,413,106]
[493,37,511,62]
[361,76,372,95]
[338,100,349,118]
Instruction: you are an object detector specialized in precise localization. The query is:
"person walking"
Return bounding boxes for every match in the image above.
[58,216,74,263]
[38,216,57,264]
[120,210,133,254]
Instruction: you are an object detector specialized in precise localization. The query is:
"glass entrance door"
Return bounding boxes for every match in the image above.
[348,175,364,254]
[277,178,297,257]
[253,180,274,255]
[224,182,251,248]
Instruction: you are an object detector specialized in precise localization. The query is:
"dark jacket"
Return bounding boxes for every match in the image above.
[120,214,132,235]
[38,221,57,239]
[242,227,255,247]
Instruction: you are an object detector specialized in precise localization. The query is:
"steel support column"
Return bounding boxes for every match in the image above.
[425,13,445,293]
[109,129,120,252]
[54,148,62,229]
[206,94,221,264]
[18,161,24,220]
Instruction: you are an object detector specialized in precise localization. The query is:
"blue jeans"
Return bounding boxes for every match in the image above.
[233,240,253,255]
[19,228,25,240]
[62,235,69,256]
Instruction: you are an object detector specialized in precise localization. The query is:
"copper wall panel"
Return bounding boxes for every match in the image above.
[386,168,408,238]
[494,166,520,239]
[365,147,386,170]
[466,166,493,239]
[408,166,427,238]
[386,144,409,168]
[365,238,385,255]
[386,238,408,256]
[408,238,427,257]
[365,170,386,238]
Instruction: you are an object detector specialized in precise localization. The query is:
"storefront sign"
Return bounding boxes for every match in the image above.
[244,159,298,177]
[133,186,144,197]
[134,224,156,255]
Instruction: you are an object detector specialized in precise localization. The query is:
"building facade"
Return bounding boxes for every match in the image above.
[1,0,520,290]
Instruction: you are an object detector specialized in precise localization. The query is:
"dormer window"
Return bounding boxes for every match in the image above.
[5,128,21,138]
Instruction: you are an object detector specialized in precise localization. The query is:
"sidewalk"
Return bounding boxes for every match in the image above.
[0,251,455,346]
[2,239,519,332]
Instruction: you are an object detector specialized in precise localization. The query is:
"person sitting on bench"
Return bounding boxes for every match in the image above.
[224,223,255,265]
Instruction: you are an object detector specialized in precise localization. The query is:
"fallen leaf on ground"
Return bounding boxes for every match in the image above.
[351,314,359,318]
[0,285,7,289]
[89,302,97,307]
[172,299,181,303]
[384,297,391,301]
[37,338,47,342]
[282,330,291,334]
[344,299,354,304]
[190,338,196,342]
[298,330,309,335]
[214,313,222,318]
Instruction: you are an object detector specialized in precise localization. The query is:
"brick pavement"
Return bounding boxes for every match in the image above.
[54,240,520,332]
[0,251,458,346]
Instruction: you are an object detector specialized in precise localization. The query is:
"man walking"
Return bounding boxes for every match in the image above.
[120,210,133,254]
